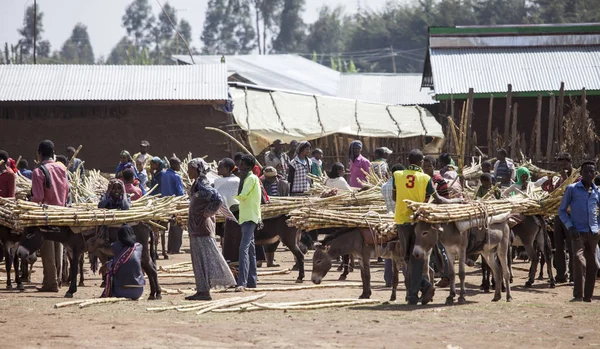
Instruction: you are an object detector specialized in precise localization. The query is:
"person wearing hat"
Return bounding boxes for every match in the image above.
[161,156,186,254]
[133,140,153,173]
[264,140,290,178]
[371,147,393,178]
[261,166,290,197]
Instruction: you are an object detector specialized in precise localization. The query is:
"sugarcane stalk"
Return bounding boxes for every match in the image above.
[196,293,267,315]
[78,297,129,308]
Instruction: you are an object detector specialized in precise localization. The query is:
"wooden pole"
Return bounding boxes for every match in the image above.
[534,94,542,162]
[503,84,512,146]
[557,82,565,148]
[466,88,475,159]
[487,95,494,157]
[581,88,593,157]
[545,94,556,161]
[510,103,518,159]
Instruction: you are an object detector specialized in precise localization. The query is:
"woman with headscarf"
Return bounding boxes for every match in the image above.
[149,156,167,195]
[100,224,145,300]
[115,150,139,179]
[186,158,236,300]
[502,167,531,197]
[348,140,371,188]
[287,141,313,195]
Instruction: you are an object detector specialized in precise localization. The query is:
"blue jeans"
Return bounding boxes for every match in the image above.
[397,224,432,303]
[238,221,257,288]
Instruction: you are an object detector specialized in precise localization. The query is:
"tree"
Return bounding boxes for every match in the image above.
[17,4,44,58]
[272,0,306,53]
[201,0,256,55]
[122,0,155,47]
[306,6,346,55]
[158,2,177,40]
[170,19,195,55]
[59,23,95,64]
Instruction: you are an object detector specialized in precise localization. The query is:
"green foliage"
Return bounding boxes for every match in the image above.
[201,0,257,54]
[272,0,306,52]
[18,4,44,57]
[59,23,95,64]
[122,0,155,47]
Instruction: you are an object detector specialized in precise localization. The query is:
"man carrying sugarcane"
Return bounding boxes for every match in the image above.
[393,149,461,305]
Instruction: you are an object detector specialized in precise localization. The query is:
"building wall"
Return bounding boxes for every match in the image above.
[0,103,232,172]
[444,94,600,160]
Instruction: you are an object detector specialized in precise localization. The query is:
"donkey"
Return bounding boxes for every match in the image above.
[511,215,555,288]
[61,246,85,287]
[17,224,161,300]
[311,227,411,300]
[16,226,88,298]
[1,226,36,290]
[311,228,375,299]
[414,220,512,304]
[223,215,307,283]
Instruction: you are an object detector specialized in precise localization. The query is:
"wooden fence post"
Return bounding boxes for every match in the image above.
[487,95,494,157]
[534,94,542,162]
[510,103,518,159]
[557,82,565,149]
[503,84,513,146]
[546,94,556,161]
[466,88,475,158]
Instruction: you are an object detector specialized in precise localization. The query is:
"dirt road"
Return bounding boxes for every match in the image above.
[1,235,599,349]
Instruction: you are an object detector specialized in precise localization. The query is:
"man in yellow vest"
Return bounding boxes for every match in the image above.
[393,149,461,305]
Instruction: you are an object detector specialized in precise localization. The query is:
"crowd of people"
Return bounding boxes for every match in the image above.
[1,138,599,304]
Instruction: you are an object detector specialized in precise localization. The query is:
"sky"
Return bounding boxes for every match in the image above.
[0,0,393,59]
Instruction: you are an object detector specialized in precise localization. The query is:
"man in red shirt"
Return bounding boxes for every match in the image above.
[31,140,70,292]
[123,168,143,201]
[0,150,16,198]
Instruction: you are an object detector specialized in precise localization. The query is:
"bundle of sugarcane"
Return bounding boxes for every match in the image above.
[287,207,394,233]
[174,186,386,227]
[15,172,31,200]
[407,169,579,223]
[81,170,110,199]
[1,195,187,231]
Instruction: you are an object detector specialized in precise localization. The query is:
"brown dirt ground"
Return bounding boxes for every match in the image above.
[1,235,600,349]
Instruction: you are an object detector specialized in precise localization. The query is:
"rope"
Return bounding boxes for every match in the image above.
[244,86,250,132]
[313,95,326,135]
[416,106,429,135]
[354,100,362,136]
[269,91,289,133]
[386,106,402,137]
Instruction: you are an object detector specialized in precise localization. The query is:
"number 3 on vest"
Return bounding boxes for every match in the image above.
[405,175,415,188]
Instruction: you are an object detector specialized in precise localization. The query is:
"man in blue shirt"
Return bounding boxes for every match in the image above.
[17,159,33,179]
[161,157,186,254]
[558,160,600,302]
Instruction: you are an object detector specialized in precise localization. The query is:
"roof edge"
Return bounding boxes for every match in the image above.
[430,23,600,36]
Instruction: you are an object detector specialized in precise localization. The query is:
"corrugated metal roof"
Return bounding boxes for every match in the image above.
[0,64,229,101]
[172,54,340,96]
[337,73,437,105]
[428,45,600,96]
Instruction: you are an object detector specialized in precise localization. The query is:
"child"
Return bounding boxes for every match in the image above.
[310,148,324,176]
[136,158,148,191]
[325,163,352,191]
[481,160,496,184]
[476,173,501,199]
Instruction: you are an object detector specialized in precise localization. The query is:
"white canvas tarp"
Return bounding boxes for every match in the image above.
[230,87,444,154]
